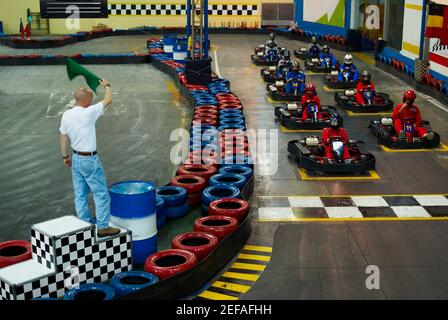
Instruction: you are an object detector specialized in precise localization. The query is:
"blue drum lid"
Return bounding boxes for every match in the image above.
[109,181,155,195]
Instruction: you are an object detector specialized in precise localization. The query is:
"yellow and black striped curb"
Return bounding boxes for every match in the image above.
[196,245,272,300]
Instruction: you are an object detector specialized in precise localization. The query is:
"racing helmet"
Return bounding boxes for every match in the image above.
[291,61,300,72]
[344,54,353,65]
[322,45,330,53]
[311,36,317,44]
[277,59,285,68]
[330,113,342,129]
[267,40,276,48]
[269,32,276,40]
[403,89,417,104]
[283,50,291,60]
[361,70,371,84]
[305,82,317,97]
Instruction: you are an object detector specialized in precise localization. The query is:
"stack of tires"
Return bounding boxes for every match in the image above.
[156,186,190,219]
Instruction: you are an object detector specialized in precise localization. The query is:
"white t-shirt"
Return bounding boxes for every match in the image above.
[59,102,104,152]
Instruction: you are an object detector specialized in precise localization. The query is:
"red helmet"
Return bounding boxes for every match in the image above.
[403,90,416,104]
[305,82,316,96]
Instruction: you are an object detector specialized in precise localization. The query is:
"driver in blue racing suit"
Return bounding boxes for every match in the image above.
[318,45,337,68]
[308,36,320,58]
[264,40,279,61]
[338,54,359,82]
[275,59,290,79]
[285,61,306,95]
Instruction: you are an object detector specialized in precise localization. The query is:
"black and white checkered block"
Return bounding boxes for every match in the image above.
[0,216,132,300]
[208,4,258,16]
[257,195,448,219]
[108,4,187,15]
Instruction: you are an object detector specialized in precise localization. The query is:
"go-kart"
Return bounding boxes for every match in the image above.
[334,89,393,113]
[369,117,441,149]
[288,136,376,174]
[274,103,339,130]
[324,70,358,89]
[254,45,286,55]
[251,49,280,66]
[266,79,304,101]
[294,47,320,60]
[260,65,289,83]
[305,57,339,73]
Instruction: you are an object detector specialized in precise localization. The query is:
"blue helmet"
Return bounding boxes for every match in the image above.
[330,113,342,129]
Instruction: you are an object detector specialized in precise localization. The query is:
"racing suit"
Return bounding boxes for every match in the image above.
[264,47,279,61]
[392,103,428,137]
[301,95,322,120]
[318,52,337,68]
[322,127,351,160]
[308,44,320,58]
[338,64,359,82]
[285,70,306,95]
[355,82,376,105]
[275,66,289,79]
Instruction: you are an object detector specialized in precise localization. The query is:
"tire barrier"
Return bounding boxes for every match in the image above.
[209,173,247,190]
[218,124,246,132]
[109,181,157,264]
[219,165,253,181]
[193,216,239,241]
[111,271,159,296]
[170,175,206,194]
[208,198,250,223]
[156,196,166,230]
[177,164,218,181]
[165,202,190,219]
[171,232,219,261]
[0,240,32,268]
[192,118,218,127]
[144,249,197,280]
[64,283,116,300]
[221,140,250,154]
[201,184,241,207]
[156,186,188,206]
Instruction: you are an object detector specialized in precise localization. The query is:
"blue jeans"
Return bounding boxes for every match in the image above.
[71,154,110,229]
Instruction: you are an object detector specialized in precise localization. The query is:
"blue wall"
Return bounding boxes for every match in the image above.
[295,0,352,37]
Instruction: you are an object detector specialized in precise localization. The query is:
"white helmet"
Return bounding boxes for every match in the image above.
[344,54,353,65]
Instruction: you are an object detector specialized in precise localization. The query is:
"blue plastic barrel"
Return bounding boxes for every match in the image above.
[109,181,157,264]
[163,34,176,58]
[173,38,188,63]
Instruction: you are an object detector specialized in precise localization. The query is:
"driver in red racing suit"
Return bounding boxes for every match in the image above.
[301,82,322,120]
[322,113,351,162]
[392,90,434,140]
[355,70,376,105]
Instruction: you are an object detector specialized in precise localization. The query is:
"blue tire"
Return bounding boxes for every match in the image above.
[202,184,241,207]
[165,202,190,218]
[111,271,159,296]
[219,165,253,181]
[220,115,245,122]
[219,109,243,115]
[157,215,166,229]
[64,284,115,300]
[218,124,246,132]
[209,173,247,190]
[220,119,246,127]
[156,196,166,228]
[221,156,254,168]
[156,186,188,206]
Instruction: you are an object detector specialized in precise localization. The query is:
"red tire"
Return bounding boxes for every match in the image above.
[172,232,219,261]
[195,106,218,112]
[177,164,217,181]
[193,216,239,241]
[218,97,240,104]
[170,175,206,194]
[209,198,250,223]
[193,114,218,121]
[216,93,238,100]
[222,150,251,159]
[144,249,197,280]
[219,104,243,111]
[192,118,218,127]
[0,240,32,268]
[188,192,202,206]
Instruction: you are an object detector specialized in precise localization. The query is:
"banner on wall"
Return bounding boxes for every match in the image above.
[430,38,448,68]
[303,0,346,27]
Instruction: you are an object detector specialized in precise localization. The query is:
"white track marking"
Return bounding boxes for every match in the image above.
[213,48,223,79]
[417,91,448,113]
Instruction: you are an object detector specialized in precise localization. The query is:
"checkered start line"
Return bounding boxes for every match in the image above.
[257,195,448,220]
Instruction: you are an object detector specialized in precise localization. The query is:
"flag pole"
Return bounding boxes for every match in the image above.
[419,0,428,60]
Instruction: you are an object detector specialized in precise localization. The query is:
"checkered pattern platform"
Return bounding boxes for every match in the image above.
[108,4,258,16]
[0,216,132,300]
[257,195,448,220]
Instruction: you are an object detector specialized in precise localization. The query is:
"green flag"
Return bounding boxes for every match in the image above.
[66,57,101,93]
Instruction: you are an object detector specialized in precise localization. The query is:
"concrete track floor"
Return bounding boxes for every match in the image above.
[1,34,448,299]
